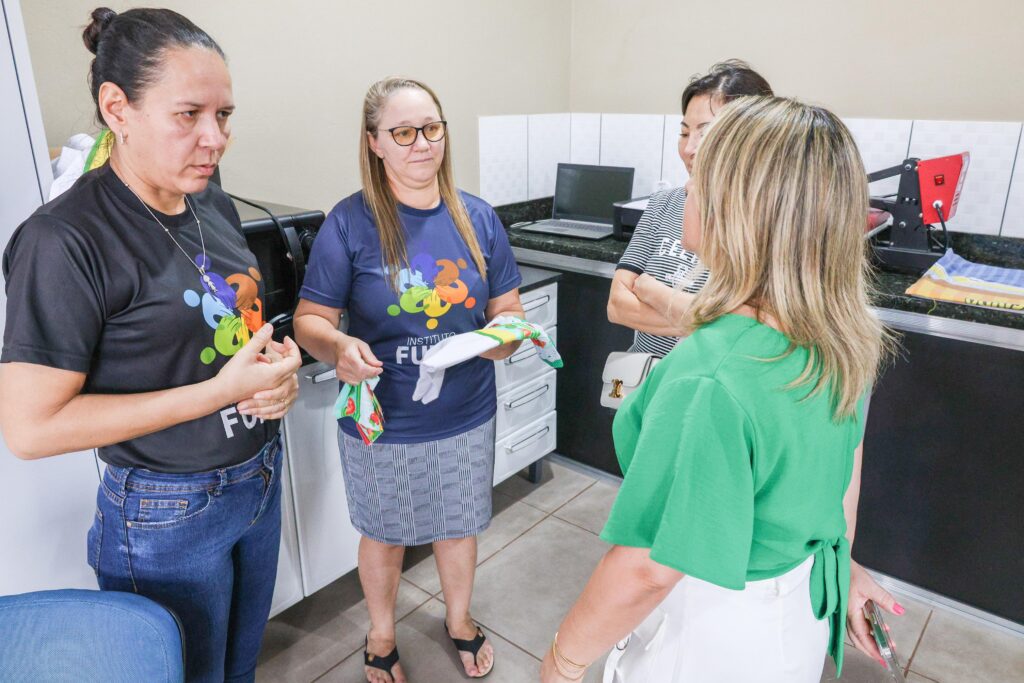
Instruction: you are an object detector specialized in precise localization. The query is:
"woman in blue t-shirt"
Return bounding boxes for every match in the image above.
[295,77,523,682]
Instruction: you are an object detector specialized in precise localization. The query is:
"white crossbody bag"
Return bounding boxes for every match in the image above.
[600,352,660,410]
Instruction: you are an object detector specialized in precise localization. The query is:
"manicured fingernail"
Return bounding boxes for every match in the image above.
[894,603,905,615]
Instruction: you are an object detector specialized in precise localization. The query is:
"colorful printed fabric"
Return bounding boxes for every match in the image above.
[412,317,562,405]
[474,319,564,369]
[335,376,385,445]
[906,250,1024,313]
[84,129,114,172]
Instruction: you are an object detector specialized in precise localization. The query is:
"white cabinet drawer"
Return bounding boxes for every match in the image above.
[285,362,361,597]
[521,283,557,330]
[495,370,556,440]
[495,325,557,390]
[493,411,557,486]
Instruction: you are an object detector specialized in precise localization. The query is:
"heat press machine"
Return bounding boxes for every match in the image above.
[866,152,970,273]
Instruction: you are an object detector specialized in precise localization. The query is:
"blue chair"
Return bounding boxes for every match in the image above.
[0,589,185,682]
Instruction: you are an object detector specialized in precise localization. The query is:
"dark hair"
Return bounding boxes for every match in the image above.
[82,7,225,124]
[680,59,773,116]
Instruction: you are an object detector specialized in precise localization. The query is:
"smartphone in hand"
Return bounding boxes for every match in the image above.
[866,600,907,682]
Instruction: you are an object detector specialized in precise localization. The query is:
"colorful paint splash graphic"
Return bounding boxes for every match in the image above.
[181,253,264,364]
[386,252,477,330]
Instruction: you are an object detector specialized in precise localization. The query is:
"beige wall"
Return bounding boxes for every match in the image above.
[22,1,572,211]
[569,0,1024,121]
[23,0,1024,212]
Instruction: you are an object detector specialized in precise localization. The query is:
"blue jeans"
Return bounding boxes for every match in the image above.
[88,436,283,683]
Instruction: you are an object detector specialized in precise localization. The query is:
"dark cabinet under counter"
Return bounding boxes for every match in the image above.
[857,310,1024,626]
[553,272,633,475]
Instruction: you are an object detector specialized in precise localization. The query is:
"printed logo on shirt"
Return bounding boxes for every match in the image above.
[218,405,265,439]
[395,332,455,365]
[385,251,479,330]
[181,254,265,365]
[657,237,686,258]
[664,251,706,292]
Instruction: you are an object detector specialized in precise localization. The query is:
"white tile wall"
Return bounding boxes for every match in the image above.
[479,115,1024,238]
[661,114,688,189]
[569,113,601,165]
[527,113,571,200]
[843,117,913,197]
[998,131,1024,239]
[908,120,1022,235]
[599,114,665,197]
[478,115,528,206]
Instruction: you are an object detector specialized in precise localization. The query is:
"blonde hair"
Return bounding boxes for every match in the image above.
[359,77,486,290]
[685,96,892,420]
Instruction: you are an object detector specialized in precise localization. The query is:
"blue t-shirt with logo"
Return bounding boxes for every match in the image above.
[300,190,522,443]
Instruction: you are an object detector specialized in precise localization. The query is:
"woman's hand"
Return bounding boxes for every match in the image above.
[540,649,583,683]
[633,273,672,308]
[237,336,301,420]
[631,273,657,303]
[847,559,905,665]
[334,333,383,385]
[214,324,302,406]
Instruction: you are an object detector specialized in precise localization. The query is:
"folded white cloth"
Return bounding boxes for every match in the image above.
[412,316,562,405]
[48,133,97,201]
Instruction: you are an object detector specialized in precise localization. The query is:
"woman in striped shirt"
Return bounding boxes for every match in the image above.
[608,60,773,357]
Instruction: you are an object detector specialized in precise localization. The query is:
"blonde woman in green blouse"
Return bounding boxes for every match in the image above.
[541,97,903,683]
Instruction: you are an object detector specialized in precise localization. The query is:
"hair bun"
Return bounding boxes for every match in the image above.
[82,7,117,55]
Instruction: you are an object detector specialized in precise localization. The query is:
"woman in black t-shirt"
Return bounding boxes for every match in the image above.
[0,9,299,682]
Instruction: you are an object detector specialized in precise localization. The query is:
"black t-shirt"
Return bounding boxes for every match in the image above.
[2,164,278,472]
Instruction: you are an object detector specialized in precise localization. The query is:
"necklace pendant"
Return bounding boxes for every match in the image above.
[129,187,213,294]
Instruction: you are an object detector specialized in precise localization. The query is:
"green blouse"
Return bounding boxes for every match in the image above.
[601,314,863,673]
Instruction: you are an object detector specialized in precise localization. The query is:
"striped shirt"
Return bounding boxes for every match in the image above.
[616,186,709,357]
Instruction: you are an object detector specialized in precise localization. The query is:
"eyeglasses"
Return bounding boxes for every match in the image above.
[383,120,447,146]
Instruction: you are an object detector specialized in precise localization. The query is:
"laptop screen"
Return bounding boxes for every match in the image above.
[552,164,635,223]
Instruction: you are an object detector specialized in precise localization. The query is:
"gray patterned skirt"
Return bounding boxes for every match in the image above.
[337,418,495,546]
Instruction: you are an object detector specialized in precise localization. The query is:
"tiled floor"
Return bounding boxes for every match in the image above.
[257,459,1024,682]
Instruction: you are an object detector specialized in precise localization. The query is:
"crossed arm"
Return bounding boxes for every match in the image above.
[607,270,694,337]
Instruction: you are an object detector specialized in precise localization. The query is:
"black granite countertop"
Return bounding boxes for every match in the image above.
[495,197,1024,332]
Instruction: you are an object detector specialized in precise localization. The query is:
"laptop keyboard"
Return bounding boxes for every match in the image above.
[519,219,613,240]
[544,219,605,229]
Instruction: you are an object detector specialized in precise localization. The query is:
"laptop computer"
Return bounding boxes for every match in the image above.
[519,163,634,240]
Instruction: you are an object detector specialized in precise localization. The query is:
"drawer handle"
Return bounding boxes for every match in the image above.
[504,384,551,409]
[505,346,537,365]
[522,294,551,313]
[309,368,337,384]
[506,426,551,453]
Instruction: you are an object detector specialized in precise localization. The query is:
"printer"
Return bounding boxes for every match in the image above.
[612,196,650,241]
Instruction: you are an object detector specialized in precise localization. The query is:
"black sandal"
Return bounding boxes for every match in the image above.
[445,621,493,678]
[363,636,400,682]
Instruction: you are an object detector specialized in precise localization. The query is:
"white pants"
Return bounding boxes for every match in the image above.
[604,556,828,683]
